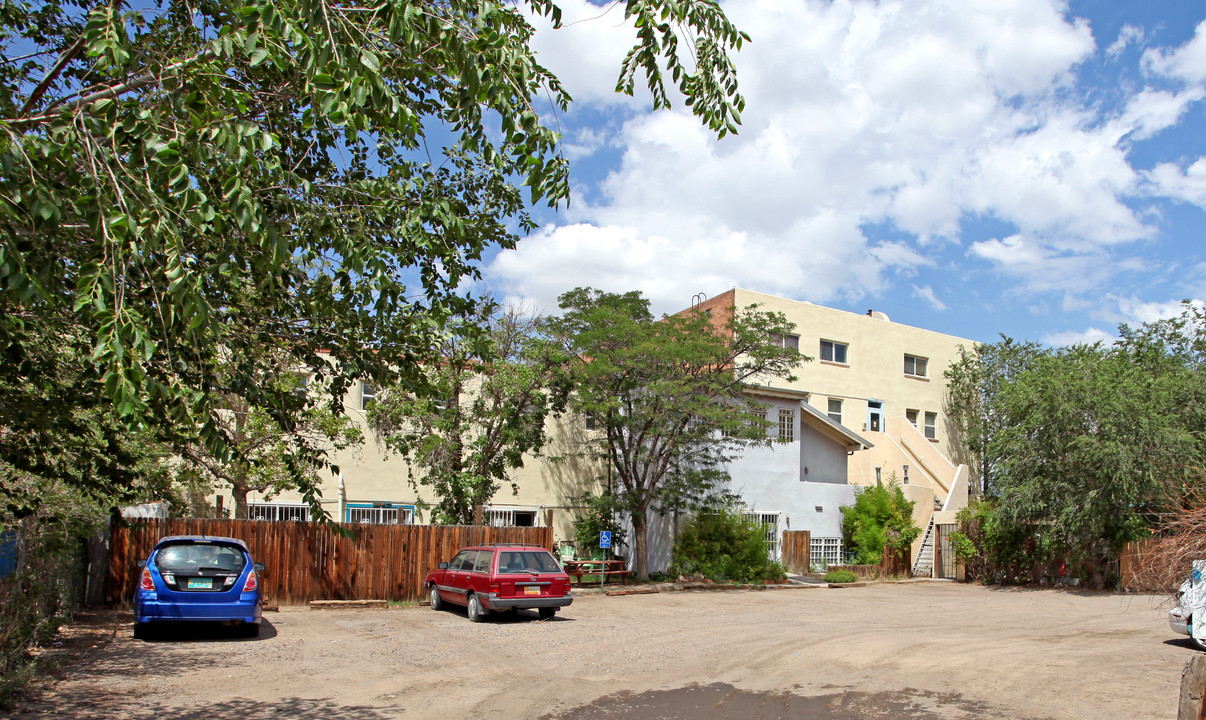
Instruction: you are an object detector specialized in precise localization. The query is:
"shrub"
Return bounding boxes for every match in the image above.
[840,477,919,565]
[823,569,858,583]
[669,505,786,583]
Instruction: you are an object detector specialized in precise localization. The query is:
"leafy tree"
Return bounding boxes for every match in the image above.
[571,491,628,559]
[367,305,570,525]
[946,320,1205,587]
[180,371,364,520]
[943,336,1043,498]
[0,0,749,511]
[669,503,786,583]
[550,288,802,580]
[840,478,919,566]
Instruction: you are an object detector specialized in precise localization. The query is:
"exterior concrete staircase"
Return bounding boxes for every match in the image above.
[911,496,944,578]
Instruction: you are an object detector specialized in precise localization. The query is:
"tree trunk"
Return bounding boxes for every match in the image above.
[632,512,649,581]
[231,484,249,520]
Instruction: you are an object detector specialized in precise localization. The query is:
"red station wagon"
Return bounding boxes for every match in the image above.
[425,544,572,621]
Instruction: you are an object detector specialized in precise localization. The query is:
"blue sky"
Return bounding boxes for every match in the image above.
[476,0,1206,346]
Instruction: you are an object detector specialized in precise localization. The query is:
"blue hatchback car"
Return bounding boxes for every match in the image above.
[132,535,264,639]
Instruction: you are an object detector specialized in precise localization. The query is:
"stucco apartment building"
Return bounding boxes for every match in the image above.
[689,289,975,574]
[220,288,976,575]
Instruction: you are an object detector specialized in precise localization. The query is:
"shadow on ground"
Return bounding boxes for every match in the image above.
[541,683,1040,720]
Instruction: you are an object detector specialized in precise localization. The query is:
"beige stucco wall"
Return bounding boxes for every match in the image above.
[212,380,607,548]
[727,288,975,484]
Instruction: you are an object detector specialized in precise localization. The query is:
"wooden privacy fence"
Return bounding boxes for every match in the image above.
[108,519,552,605]
[780,530,811,574]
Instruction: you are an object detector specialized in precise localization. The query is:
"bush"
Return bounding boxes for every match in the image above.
[571,492,626,560]
[823,569,858,583]
[840,477,919,565]
[669,506,786,583]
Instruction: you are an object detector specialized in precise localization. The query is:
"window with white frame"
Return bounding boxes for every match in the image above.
[924,411,937,440]
[811,537,844,569]
[771,333,800,351]
[248,503,310,522]
[360,381,377,410]
[827,398,842,424]
[346,504,413,525]
[741,512,780,560]
[904,354,928,378]
[486,508,538,527]
[820,340,848,364]
[906,408,919,427]
[778,409,794,442]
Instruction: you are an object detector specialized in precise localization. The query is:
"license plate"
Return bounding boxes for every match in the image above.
[187,578,212,589]
[523,586,540,596]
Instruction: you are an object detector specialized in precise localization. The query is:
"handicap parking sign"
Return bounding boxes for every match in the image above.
[599,531,611,549]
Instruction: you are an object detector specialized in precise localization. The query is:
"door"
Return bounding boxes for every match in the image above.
[866,400,884,432]
[936,524,957,579]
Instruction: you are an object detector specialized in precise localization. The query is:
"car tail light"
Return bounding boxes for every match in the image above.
[490,581,500,594]
[243,570,258,592]
[140,568,154,590]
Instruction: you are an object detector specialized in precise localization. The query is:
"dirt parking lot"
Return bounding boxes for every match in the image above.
[13,581,1192,719]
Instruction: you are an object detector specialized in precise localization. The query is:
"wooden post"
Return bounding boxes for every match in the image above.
[1180,654,1206,720]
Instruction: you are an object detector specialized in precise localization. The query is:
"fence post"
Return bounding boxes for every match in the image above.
[1180,654,1206,720]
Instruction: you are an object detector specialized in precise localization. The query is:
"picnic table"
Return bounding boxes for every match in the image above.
[562,559,632,585]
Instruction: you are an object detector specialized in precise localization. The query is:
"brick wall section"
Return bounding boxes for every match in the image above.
[677,289,736,337]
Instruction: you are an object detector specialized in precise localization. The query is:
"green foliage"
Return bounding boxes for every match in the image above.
[368,305,570,525]
[549,288,803,579]
[571,493,628,560]
[669,506,786,583]
[840,478,919,566]
[945,308,1206,586]
[823,569,858,583]
[0,479,107,709]
[0,0,749,518]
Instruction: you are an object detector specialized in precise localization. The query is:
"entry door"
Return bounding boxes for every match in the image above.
[867,400,884,432]
[936,524,957,579]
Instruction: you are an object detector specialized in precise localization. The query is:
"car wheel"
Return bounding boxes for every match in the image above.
[133,623,151,640]
[240,622,260,639]
[538,607,556,620]
[429,584,443,611]
[467,593,486,622]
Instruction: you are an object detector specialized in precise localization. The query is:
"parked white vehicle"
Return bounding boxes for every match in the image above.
[1170,561,1206,651]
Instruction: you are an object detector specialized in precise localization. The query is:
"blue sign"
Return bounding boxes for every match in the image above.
[599,531,612,549]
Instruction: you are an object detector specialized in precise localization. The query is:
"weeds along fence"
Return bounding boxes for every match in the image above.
[108,519,553,605]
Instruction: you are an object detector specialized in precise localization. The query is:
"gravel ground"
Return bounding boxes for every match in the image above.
[12,581,1190,719]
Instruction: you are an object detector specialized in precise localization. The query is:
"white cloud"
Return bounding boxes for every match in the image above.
[490,0,1206,321]
[1041,327,1117,347]
[1146,157,1206,208]
[1143,20,1206,84]
[1107,24,1145,58]
[912,285,948,311]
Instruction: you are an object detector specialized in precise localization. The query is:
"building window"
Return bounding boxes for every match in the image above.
[904,354,928,378]
[361,381,377,410]
[741,512,781,560]
[810,537,844,569]
[827,398,842,424]
[906,409,919,427]
[486,508,538,527]
[293,373,310,397]
[875,466,882,483]
[771,333,800,351]
[903,464,910,485]
[778,409,795,442]
[820,340,848,364]
[346,504,413,525]
[584,411,597,430]
[924,412,937,440]
[248,503,310,522]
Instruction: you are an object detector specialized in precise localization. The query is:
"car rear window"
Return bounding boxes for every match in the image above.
[155,542,247,573]
[473,552,493,573]
[497,550,560,574]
